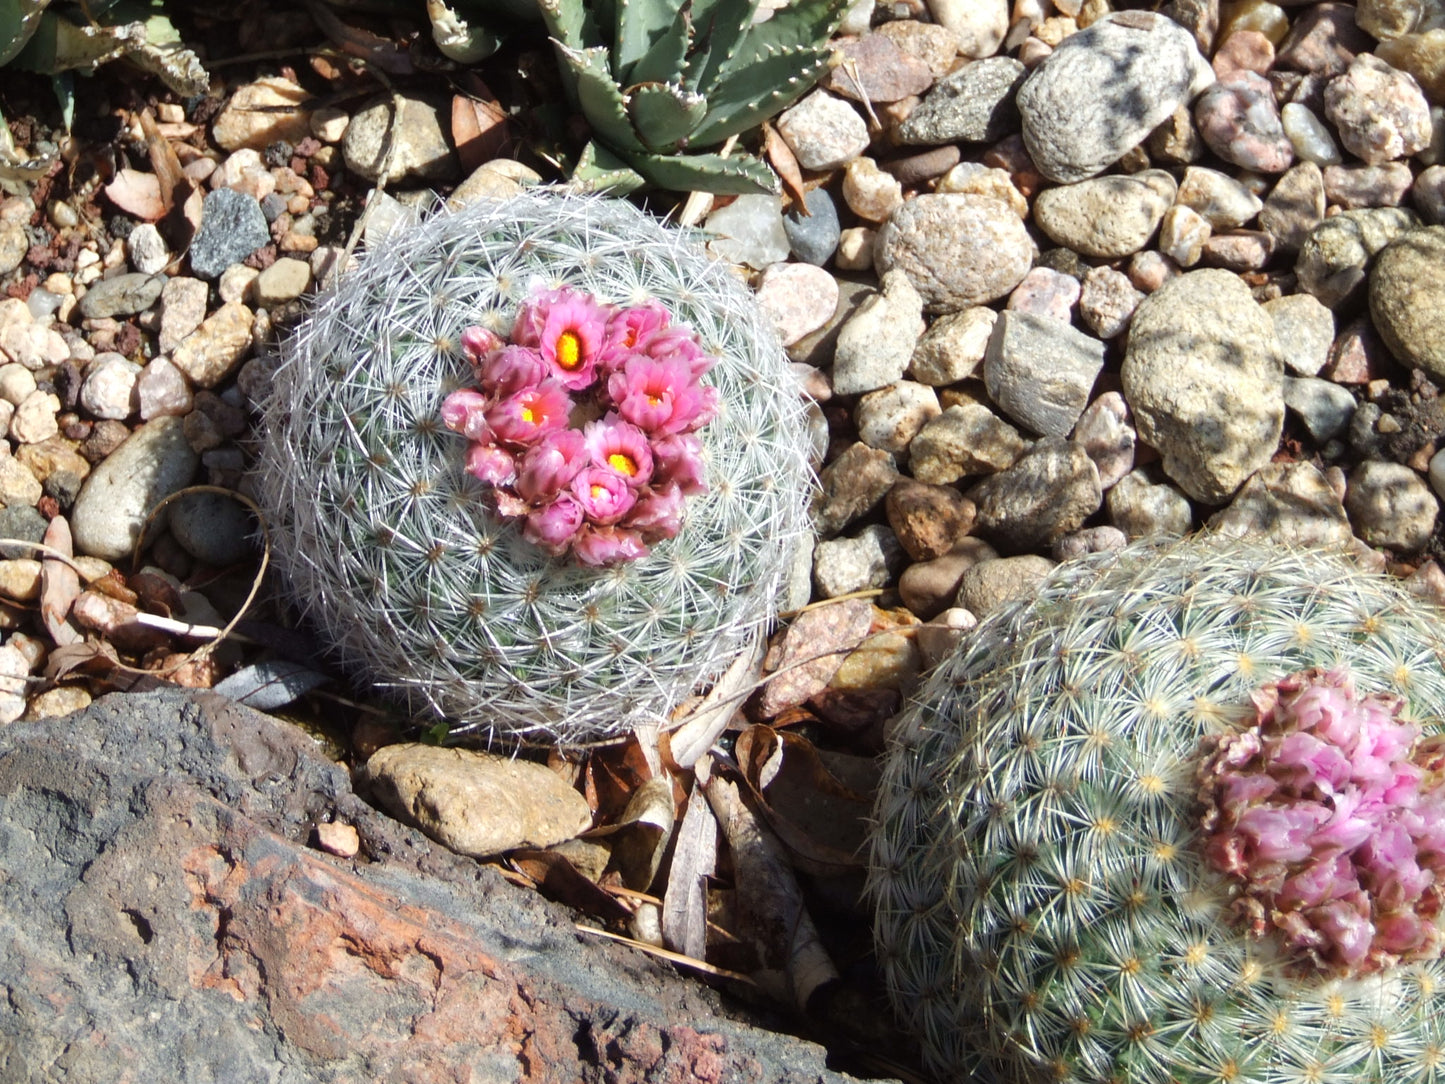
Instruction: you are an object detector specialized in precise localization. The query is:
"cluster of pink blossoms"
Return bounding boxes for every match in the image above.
[1197,666,1445,976]
[440,286,718,566]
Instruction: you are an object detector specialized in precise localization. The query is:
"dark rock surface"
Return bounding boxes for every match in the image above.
[0,689,885,1083]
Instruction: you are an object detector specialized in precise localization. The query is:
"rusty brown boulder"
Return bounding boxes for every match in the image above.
[0,689,886,1083]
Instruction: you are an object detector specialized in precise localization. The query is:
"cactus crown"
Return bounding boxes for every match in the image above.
[537,0,847,194]
[254,190,813,744]
[868,537,1445,1084]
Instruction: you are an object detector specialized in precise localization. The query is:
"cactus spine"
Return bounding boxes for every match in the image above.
[868,537,1445,1083]
[254,190,813,744]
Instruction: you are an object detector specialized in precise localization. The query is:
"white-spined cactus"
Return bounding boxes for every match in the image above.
[254,190,813,744]
[868,537,1445,1083]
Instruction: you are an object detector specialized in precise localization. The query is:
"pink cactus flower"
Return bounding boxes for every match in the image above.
[650,433,708,496]
[440,388,492,441]
[607,355,719,436]
[627,483,686,542]
[461,325,505,367]
[523,493,585,554]
[598,300,671,372]
[515,429,589,504]
[572,525,649,567]
[512,287,611,390]
[572,467,638,526]
[584,415,654,488]
[481,345,549,397]
[486,381,573,444]
[638,323,715,377]
[465,441,515,487]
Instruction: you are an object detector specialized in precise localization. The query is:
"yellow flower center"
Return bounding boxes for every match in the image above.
[521,406,535,424]
[646,393,664,407]
[555,330,582,370]
[591,483,608,500]
[608,452,637,476]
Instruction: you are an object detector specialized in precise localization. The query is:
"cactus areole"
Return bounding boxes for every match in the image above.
[254,191,813,743]
[868,538,1445,1084]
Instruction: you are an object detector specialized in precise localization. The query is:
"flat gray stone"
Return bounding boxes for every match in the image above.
[188,188,271,280]
[898,57,1026,145]
[70,416,200,560]
[983,311,1106,438]
[966,437,1103,552]
[77,273,164,320]
[874,194,1034,312]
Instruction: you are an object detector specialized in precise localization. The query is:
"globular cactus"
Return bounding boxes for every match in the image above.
[537,0,847,194]
[254,190,813,744]
[867,536,1445,1084]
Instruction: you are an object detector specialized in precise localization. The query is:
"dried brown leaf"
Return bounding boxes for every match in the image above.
[509,848,633,924]
[451,94,510,176]
[581,776,676,892]
[43,640,119,682]
[139,108,187,214]
[39,515,82,647]
[763,122,807,211]
[661,782,717,960]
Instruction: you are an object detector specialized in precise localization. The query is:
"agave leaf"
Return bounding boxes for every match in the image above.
[535,0,598,51]
[627,148,779,195]
[0,0,49,68]
[571,138,647,195]
[613,0,677,86]
[627,82,707,152]
[721,0,843,77]
[687,44,829,146]
[426,0,503,63]
[12,10,140,74]
[626,3,690,86]
[558,42,648,154]
[686,0,760,95]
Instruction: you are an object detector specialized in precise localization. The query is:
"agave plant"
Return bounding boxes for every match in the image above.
[536,0,847,194]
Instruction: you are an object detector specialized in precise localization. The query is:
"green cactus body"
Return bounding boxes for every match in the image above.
[867,537,1445,1083]
[537,0,847,194]
[254,190,813,744]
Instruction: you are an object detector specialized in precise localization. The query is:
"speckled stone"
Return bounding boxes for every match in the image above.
[1176,165,1263,228]
[1121,268,1284,504]
[1295,206,1419,308]
[188,188,271,280]
[813,442,900,538]
[983,311,1106,438]
[954,554,1056,618]
[1263,292,1335,376]
[1344,459,1439,552]
[776,91,870,171]
[1017,11,1215,183]
[1073,391,1137,489]
[77,273,164,320]
[1260,160,1326,253]
[70,416,200,561]
[1369,225,1445,380]
[831,270,926,395]
[1324,53,1433,164]
[966,437,1102,552]
[908,403,1029,485]
[754,263,839,348]
[1106,468,1195,538]
[821,32,934,104]
[907,306,996,385]
[856,381,942,454]
[897,57,1026,145]
[812,524,906,598]
[1032,170,1176,258]
[1079,266,1145,338]
[874,194,1034,312]
[885,480,977,561]
[1195,72,1295,172]
[1005,267,1080,323]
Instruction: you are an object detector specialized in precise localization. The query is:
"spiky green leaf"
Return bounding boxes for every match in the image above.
[627,82,707,152]
[535,0,597,50]
[572,139,647,195]
[627,149,779,195]
[557,43,647,154]
[686,44,829,146]
[612,0,675,85]
[626,4,691,86]
[721,0,843,77]
[685,0,760,95]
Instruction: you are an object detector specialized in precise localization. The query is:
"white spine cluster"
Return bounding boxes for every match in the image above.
[868,537,1445,1083]
[254,190,814,744]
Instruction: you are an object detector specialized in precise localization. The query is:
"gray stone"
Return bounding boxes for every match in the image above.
[966,437,1103,552]
[1345,459,1440,552]
[909,403,1029,485]
[1283,376,1356,441]
[70,416,200,560]
[705,193,791,270]
[874,194,1034,312]
[1261,161,1326,254]
[783,187,842,266]
[955,554,1056,618]
[831,270,926,395]
[76,273,164,320]
[1033,170,1177,259]
[0,690,873,1084]
[983,311,1106,437]
[897,57,1026,145]
[1369,225,1445,381]
[343,94,457,184]
[1208,461,1353,546]
[1122,268,1284,504]
[1106,468,1195,538]
[1263,292,1335,376]
[168,491,254,566]
[1295,206,1419,308]
[0,503,47,559]
[126,223,170,276]
[188,188,271,280]
[1017,11,1215,183]
[813,524,906,598]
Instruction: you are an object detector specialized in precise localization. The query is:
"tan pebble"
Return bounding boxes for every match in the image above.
[9,390,59,444]
[315,821,360,858]
[309,104,350,143]
[22,685,91,721]
[835,227,876,271]
[7,631,45,671]
[72,555,114,583]
[0,559,42,602]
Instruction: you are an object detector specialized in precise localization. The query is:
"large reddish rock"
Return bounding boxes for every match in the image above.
[0,690,885,1083]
